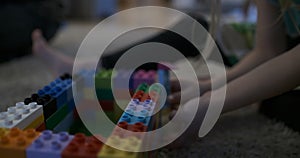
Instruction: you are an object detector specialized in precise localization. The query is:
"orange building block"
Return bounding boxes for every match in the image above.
[0,128,40,158]
[62,133,103,158]
[0,128,8,137]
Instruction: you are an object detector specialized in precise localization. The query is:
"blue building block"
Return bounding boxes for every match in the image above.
[118,112,151,127]
[157,69,170,107]
[26,130,74,158]
[38,78,72,110]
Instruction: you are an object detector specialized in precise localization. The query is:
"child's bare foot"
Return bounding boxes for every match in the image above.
[32,29,73,75]
[32,29,49,56]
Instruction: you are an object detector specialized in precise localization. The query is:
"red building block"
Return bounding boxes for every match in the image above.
[62,133,103,158]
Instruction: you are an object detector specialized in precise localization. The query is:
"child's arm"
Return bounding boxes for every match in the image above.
[219,44,300,113]
[224,0,286,84]
[168,0,287,104]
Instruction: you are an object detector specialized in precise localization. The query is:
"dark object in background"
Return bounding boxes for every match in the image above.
[101,13,232,70]
[260,90,300,132]
[0,0,66,63]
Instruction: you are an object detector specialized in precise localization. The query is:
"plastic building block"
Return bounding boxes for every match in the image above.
[0,128,40,158]
[117,122,147,132]
[45,104,69,130]
[157,63,170,108]
[25,114,44,130]
[53,111,74,133]
[62,133,103,158]
[0,102,44,129]
[26,130,73,158]
[36,123,46,132]
[132,70,156,90]
[68,118,92,136]
[0,128,8,137]
[96,89,114,100]
[24,94,57,120]
[99,100,114,111]
[98,135,141,158]
[38,77,72,110]
[134,83,149,93]
[95,69,113,89]
[124,99,155,117]
[118,112,151,126]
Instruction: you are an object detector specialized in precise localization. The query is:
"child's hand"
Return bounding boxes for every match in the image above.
[167,94,211,149]
[168,79,211,106]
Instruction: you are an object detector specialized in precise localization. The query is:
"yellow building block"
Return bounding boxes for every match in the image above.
[24,114,44,130]
[98,135,142,158]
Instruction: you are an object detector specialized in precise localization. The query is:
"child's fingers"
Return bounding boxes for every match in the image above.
[168,87,199,106]
[168,91,181,105]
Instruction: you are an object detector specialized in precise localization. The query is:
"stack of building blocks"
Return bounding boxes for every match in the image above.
[0,66,171,157]
[98,83,161,158]
[36,74,75,131]
[112,69,134,123]
[95,69,116,123]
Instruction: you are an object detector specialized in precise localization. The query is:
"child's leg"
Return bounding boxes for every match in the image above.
[32,29,73,75]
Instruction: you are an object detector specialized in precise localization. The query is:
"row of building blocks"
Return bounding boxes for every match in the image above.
[0,128,40,158]
[0,102,43,130]
[26,130,74,158]
[97,83,159,158]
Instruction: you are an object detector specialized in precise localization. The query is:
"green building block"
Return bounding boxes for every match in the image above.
[95,69,113,89]
[45,104,69,130]
[135,83,149,93]
[96,89,114,100]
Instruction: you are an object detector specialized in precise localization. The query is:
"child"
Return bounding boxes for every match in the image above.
[168,0,300,148]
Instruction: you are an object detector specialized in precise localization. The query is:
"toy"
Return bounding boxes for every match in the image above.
[26,130,73,158]
[0,68,170,157]
[0,102,43,130]
[62,133,103,158]
[0,128,40,158]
